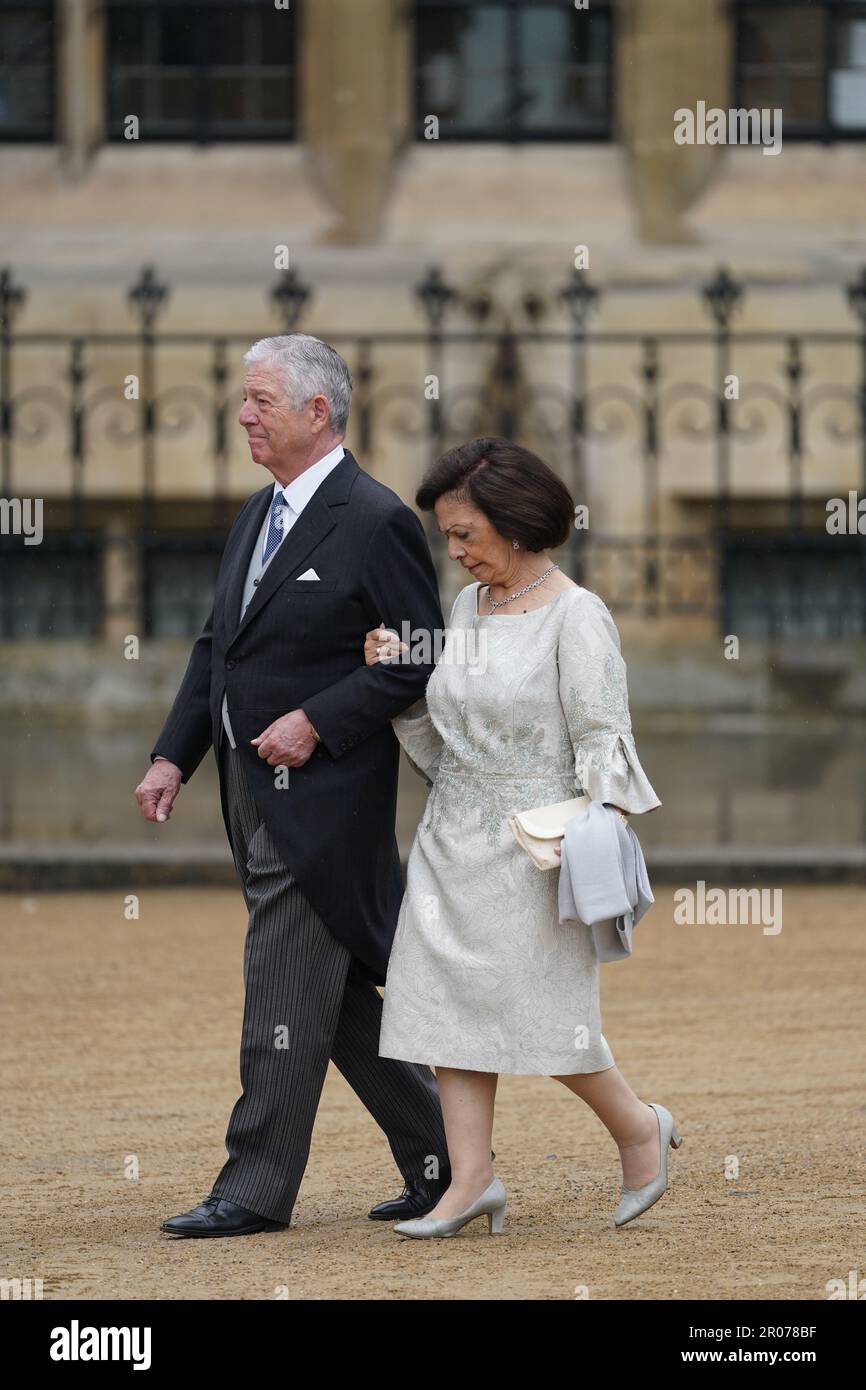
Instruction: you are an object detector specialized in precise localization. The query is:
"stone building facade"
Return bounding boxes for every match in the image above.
[1,0,865,645]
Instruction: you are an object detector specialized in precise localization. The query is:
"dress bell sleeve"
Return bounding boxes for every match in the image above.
[557,589,661,815]
[391,695,444,789]
[389,583,465,788]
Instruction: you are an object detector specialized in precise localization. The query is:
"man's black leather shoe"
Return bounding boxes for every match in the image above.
[367,1176,450,1221]
[368,1151,495,1221]
[160,1195,287,1237]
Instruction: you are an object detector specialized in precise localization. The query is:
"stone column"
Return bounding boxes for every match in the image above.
[56,0,106,181]
[300,0,409,243]
[103,515,141,646]
[616,0,732,242]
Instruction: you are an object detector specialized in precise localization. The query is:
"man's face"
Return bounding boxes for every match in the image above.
[238,365,314,476]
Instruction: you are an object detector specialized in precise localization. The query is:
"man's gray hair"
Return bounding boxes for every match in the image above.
[243,333,353,434]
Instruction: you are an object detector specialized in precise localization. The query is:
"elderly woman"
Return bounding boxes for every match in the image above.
[365,437,681,1239]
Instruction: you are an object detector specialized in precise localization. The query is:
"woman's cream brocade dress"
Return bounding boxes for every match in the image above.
[378,581,661,1075]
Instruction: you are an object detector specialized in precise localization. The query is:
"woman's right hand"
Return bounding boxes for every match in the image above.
[364,623,408,666]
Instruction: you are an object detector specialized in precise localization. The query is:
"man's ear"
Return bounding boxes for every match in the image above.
[310,394,332,431]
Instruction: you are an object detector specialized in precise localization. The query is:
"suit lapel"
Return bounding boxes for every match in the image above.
[220,485,272,639]
[227,451,359,647]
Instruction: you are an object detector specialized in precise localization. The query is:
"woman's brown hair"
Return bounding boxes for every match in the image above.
[416,437,574,551]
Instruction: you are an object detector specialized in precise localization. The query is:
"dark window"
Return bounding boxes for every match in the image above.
[143,536,226,637]
[735,1,866,139]
[106,0,296,142]
[722,534,866,637]
[0,1,54,141]
[0,537,102,637]
[414,0,613,140]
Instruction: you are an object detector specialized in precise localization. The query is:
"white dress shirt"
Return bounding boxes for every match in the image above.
[220,442,345,749]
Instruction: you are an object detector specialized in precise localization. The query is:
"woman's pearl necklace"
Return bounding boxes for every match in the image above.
[487,563,559,613]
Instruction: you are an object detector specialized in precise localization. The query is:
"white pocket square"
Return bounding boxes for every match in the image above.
[295,568,320,581]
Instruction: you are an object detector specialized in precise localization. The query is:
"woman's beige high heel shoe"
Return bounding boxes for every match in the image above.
[614,1101,682,1228]
[393,1177,506,1239]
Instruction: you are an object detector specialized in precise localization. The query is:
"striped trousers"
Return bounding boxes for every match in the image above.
[209,735,449,1224]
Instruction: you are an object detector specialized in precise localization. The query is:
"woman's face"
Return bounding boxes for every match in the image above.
[434,492,516,587]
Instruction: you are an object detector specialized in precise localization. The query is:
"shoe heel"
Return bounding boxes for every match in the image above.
[669,1125,683,1149]
[487,1204,506,1235]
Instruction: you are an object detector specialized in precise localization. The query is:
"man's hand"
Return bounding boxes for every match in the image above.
[251,710,318,768]
[135,758,183,823]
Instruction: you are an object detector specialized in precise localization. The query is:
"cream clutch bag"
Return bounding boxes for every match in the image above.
[507,795,592,871]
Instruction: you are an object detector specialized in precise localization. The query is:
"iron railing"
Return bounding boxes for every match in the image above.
[2,262,866,636]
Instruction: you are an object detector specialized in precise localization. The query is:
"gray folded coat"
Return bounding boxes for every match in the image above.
[557,800,654,962]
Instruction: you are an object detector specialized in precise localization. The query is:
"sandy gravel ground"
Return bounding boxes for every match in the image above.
[2,885,864,1301]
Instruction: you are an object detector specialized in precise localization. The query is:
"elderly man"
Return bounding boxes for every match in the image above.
[135,333,449,1236]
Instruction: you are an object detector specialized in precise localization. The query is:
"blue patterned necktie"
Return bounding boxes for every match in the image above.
[262,492,288,566]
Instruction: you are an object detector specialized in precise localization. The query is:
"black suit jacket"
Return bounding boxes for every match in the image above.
[151,450,444,984]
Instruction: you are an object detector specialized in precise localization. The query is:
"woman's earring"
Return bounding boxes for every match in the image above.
[512,538,520,550]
